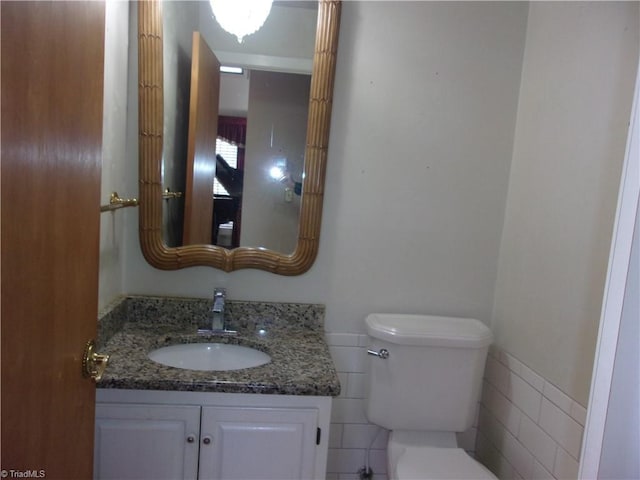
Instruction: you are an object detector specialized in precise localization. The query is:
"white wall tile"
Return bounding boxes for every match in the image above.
[331,398,368,424]
[342,424,387,449]
[368,449,388,476]
[478,405,510,450]
[330,423,344,448]
[553,447,579,480]
[487,355,512,394]
[495,453,517,480]
[569,401,587,427]
[482,379,494,405]
[503,431,535,479]
[478,347,587,480]
[509,372,543,422]
[326,333,361,347]
[337,474,360,480]
[329,346,368,373]
[543,382,574,416]
[337,372,349,398]
[326,448,366,475]
[326,337,378,478]
[538,398,583,459]
[476,431,505,476]
[531,460,555,480]
[346,372,366,399]
[518,364,545,392]
[482,381,522,435]
[518,415,557,472]
[499,351,524,377]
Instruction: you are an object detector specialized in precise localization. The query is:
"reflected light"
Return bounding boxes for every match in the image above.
[269,165,286,181]
[220,65,244,75]
[209,0,273,43]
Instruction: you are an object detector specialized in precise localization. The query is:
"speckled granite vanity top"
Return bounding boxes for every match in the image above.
[97,296,340,396]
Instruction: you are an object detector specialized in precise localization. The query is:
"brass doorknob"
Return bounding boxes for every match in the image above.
[82,340,110,381]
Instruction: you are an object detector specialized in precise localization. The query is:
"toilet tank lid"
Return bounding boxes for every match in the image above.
[365,314,493,348]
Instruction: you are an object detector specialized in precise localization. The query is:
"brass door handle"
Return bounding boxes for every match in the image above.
[82,340,110,381]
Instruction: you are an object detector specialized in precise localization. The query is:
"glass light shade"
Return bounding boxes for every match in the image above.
[210,0,273,43]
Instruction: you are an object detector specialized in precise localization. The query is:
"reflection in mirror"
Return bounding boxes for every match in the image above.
[138,0,341,274]
[161,1,317,252]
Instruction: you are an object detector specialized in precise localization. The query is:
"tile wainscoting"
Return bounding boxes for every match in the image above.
[476,347,587,480]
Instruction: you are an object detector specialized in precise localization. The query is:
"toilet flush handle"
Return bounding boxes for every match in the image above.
[367,348,389,359]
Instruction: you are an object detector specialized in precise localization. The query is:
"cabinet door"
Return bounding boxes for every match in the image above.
[94,403,201,480]
[200,407,318,480]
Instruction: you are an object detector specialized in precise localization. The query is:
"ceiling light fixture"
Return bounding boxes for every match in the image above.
[209,0,273,43]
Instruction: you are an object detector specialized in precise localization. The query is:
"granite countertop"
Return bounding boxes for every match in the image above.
[96,296,341,397]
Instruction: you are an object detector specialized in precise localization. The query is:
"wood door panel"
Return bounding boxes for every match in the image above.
[183,32,220,245]
[1,2,105,478]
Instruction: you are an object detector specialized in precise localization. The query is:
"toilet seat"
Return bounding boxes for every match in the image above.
[394,447,497,480]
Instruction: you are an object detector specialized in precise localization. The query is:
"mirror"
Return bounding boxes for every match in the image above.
[161,1,317,252]
[138,0,341,274]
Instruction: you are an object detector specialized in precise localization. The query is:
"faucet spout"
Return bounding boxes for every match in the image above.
[198,288,236,336]
[211,287,225,330]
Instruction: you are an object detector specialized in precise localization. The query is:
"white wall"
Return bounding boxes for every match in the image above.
[491,1,639,407]
[218,71,249,117]
[99,0,130,309]
[241,70,309,253]
[477,3,638,478]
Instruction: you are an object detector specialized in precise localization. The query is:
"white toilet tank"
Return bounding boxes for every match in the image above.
[365,314,493,432]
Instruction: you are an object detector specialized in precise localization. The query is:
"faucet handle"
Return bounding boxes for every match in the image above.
[214,287,226,297]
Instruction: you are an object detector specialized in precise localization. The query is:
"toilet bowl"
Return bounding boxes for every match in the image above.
[392,446,496,479]
[364,313,496,480]
[387,431,496,480]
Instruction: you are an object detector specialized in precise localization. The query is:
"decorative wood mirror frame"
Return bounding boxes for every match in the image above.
[138,0,341,275]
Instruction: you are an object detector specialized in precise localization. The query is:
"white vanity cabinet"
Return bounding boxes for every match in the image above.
[94,389,332,480]
[94,403,201,479]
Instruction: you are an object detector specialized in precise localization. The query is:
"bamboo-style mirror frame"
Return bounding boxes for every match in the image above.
[138,0,341,275]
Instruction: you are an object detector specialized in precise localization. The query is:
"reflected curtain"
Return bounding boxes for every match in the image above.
[217,116,246,170]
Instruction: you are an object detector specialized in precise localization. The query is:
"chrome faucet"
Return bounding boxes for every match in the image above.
[198,288,236,335]
[211,288,226,330]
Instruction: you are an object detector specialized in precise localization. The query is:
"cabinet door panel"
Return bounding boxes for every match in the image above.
[94,403,200,480]
[200,407,318,480]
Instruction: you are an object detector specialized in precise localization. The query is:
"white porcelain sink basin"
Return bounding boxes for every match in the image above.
[148,343,271,371]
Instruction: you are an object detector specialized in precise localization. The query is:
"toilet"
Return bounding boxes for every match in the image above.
[364,313,497,480]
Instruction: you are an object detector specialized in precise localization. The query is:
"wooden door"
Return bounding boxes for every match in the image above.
[94,404,201,480]
[183,32,221,245]
[1,2,105,478]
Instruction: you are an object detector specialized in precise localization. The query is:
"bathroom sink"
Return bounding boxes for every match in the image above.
[148,343,271,371]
